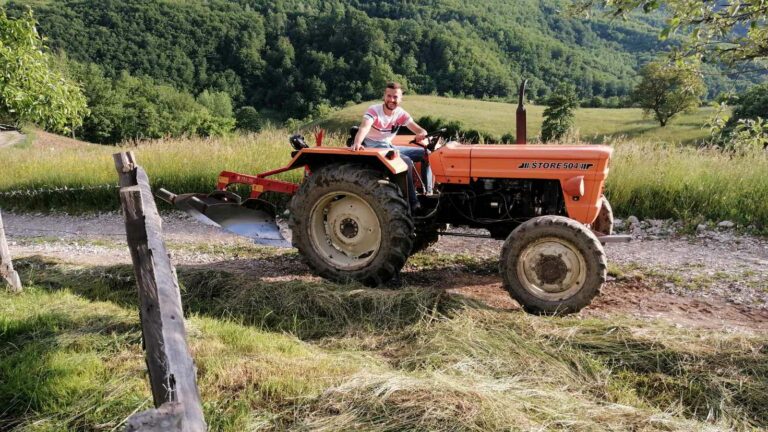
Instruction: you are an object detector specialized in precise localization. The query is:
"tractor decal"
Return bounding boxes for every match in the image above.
[518,162,594,170]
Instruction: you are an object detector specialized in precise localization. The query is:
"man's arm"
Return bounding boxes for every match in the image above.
[405,119,428,144]
[351,117,374,151]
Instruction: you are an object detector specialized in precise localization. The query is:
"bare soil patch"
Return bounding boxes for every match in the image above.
[4,212,767,333]
[29,129,99,150]
[0,131,25,148]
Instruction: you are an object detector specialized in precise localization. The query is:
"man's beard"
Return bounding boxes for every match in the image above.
[385,101,398,111]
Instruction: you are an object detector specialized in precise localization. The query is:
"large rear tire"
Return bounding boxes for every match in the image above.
[499,215,606,315]
[289,164,414,286]
[592,196,614,235]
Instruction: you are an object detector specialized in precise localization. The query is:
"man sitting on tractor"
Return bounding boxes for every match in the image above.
[350,82,432,210]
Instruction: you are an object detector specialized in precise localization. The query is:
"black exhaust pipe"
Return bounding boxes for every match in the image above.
[516,79,528,144]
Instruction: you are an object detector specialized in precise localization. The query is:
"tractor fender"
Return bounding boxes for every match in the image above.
[285,147,409,175]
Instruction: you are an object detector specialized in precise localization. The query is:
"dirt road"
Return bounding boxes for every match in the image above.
[3,211,767,333]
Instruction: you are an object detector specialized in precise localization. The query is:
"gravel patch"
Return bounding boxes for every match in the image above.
[4,211,767,316]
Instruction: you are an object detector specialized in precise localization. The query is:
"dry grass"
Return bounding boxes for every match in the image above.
[3,258,766,431]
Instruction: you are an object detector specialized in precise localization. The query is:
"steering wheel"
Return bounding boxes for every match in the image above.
[410,128,447,152]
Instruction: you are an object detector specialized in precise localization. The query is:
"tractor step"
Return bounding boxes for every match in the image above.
[595,234,632,244]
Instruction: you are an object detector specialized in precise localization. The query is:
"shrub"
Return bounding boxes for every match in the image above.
[729,83,768,127]
[235,106,262,132]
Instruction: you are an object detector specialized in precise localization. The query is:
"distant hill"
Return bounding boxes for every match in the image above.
[4,0,756,120]
[311,95,718,145]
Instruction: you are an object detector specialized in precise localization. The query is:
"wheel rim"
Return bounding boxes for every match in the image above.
[308,191,382,270]
[516,236,587,301]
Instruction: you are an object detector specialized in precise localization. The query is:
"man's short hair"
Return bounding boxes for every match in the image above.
[386,82,403,91]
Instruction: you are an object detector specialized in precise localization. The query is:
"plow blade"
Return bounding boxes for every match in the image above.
[156,188,290,248]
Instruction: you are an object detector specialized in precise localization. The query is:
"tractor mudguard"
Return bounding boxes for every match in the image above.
[286,147,412,205]
[285,147,409,175]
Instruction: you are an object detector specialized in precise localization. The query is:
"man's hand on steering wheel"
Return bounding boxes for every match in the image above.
[409,134,429,149]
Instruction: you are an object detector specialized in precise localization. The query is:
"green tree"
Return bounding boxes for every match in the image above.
[196,90,233,119]
[731,83,768,125]
[633,60,705,127]
[0,10,87,133]
[707,84,768,151]
[69,64,233,144]
[541,84,579,142]
[235,106,262,132]
[573,0,768,64]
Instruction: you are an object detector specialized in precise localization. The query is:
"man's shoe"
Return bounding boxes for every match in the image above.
[410,202,422,213]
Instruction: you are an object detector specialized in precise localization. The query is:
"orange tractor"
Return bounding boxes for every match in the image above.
[158,94,628,315]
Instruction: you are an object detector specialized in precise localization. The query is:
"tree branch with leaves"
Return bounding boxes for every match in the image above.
[0,9,87,134]
[572,0,768,64]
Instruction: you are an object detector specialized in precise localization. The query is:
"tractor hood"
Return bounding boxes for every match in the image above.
[430,143,613,224]
[430,143,612,184]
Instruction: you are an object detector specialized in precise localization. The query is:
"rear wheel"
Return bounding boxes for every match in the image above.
[592,196,614,235]
[289,164,414,286]
[499,216,606,315]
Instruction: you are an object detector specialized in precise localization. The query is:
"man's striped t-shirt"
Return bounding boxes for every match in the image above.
[363,104,412,143]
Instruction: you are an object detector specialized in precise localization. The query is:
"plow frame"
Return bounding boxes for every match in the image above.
[215,166,301,200]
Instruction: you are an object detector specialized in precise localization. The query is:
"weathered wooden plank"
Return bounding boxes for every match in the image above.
[0,210,22,292]
[113,151,138,188]
[115,152,206,432]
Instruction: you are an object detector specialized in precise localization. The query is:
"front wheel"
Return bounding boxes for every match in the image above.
[499,216,606,315]
[592,196,614,235]
[289,164,414,286]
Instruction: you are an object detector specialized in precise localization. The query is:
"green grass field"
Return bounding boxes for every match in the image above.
[311,95,719,145]
[2,98,767,430]
[1,106,766,231]
[2,256,766,430]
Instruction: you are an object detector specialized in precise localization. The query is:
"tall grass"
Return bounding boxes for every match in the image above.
[607,141,768,229]
[2,258,766,430]
[0,128,323,212]
[1,127,766,231]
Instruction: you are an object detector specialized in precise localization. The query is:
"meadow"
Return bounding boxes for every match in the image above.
[311,95,719,145]
[2,100,768,430]
[2,254,766,430]
[1,98,766,231]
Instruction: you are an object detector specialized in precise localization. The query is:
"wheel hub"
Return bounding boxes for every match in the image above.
[339,218,359,239]
[517,237,586,300]
[534,254,568,285]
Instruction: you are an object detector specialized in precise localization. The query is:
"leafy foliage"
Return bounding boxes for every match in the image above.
[197,90,233,119]
[0,9,87,133]
[573,0,768,64]
[541,83,579,141]
[731,83,768,126]
[235,106,262,132]
[706,85,768,152]
[2,0,713,122]
[68,63,233,143]
[415,115,496,144]
[633,60,705,126]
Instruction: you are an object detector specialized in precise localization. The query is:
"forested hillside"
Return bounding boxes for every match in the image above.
[3,0,759,142]
[7,0,664,115]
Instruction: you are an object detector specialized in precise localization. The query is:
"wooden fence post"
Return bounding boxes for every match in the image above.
[114,152,206,432]
[0,210,22,293]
